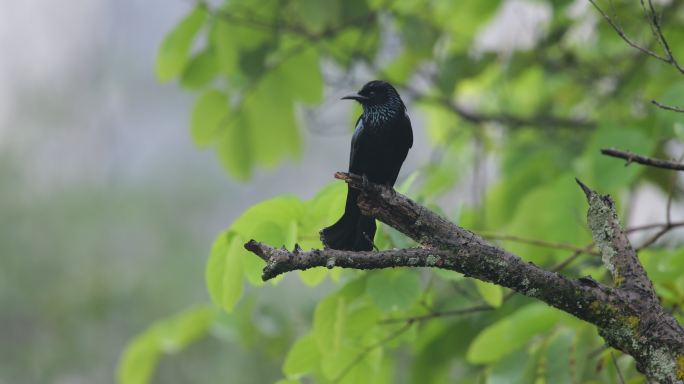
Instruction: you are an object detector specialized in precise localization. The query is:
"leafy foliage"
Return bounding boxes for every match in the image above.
[121,0,684,382]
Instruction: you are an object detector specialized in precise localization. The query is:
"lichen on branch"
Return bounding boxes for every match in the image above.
[244,172,684,383]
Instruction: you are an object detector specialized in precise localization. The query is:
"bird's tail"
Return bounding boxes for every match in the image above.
[320,187,376,251]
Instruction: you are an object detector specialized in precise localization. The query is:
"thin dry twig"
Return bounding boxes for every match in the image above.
[651,100,684,113]
[588,0,669,63]
[611,351,627,384]
[591,0,683,72]
[481,233,599,256]
[379,304,494,325]
[601,148,684,171]
[636,151,684,250]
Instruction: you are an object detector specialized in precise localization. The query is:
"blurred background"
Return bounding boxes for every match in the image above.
[2,0,684,383]
[0,1,343,382]
[0,1,428,383]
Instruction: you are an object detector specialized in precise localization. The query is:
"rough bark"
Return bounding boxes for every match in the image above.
[245,172,684,383]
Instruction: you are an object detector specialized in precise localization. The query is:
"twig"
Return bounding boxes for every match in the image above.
[611,351,626,384]
[481,233,599,256]
[588,0,670,63]
[651,100,684,113]
[636,225,671,250]
[550,246,592,272]
[601,148,684,171]
[379,304,494,324]
[636,160,683,250]
[643,0,684,74]
[412,91,594,130]
[627,221,684,233]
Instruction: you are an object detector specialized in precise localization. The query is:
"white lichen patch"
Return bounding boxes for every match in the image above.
[587,196,620,279]
[648,347,679,383]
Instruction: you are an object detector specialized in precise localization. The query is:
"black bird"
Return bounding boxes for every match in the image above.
[320,80,413,251]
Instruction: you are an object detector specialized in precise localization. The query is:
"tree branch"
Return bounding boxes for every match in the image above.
[601,148,684,171]
[576,178,657,297]
[245,242,448,281]
[245,172,684,383]
[652,100,684,113]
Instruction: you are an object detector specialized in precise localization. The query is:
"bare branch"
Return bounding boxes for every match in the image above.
[643,0,684,75]
[588,0,670,63]
[245,241,447,281]
[601,148,684,171]
[248,173,613,326]
[246,173,684,382]
[627,221,684,233]
[652,100,684,113]
[576,178,657,297]
[402,89,594,130]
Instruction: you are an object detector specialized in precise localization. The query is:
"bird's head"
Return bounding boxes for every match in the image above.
[342,80,404,114]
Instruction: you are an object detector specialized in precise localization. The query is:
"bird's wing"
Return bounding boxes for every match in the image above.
[404,110,414,149]
[348,116,366,174]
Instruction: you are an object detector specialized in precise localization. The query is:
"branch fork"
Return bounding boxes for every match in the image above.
[244,172,684,383]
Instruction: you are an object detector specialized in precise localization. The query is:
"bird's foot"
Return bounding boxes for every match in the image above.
[361,173,370,189]
[362,232,379,251]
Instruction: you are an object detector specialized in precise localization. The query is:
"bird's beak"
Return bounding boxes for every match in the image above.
[341,93,369,102]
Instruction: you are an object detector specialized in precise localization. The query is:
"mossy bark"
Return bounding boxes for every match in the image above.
[246,173,684,383]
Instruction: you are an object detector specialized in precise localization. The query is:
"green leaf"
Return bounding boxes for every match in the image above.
[290,0,339,35]
[640,247,684,284]
[467,303,561,364]
[221,196,302,286]
[190,89,228,147]
[283,332,319,376]
[298,268,328,286]
[211,19,239,75]
[314,277,367,352]
[231,195,304,236]
[397,15,440,57]
[474,280,502,307]
[545,330,575,384]
[485,131,574,228]
[487,347,531,384]
[180,49,219,90]
[384,52,421,84]
[298,181,346,252]
[117,305,216,384]
[322,343,383,383]
[241,82,300,166]
[396,171,419,194]
[156,5,206,82]
[270,46,323,104]
[366,269,421,312]
[205,231,244,312]
[240,221,290,286]
[504,175,589,264]
[275,380,301,384]
[217,112,252,180]
[433,268,463,282]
